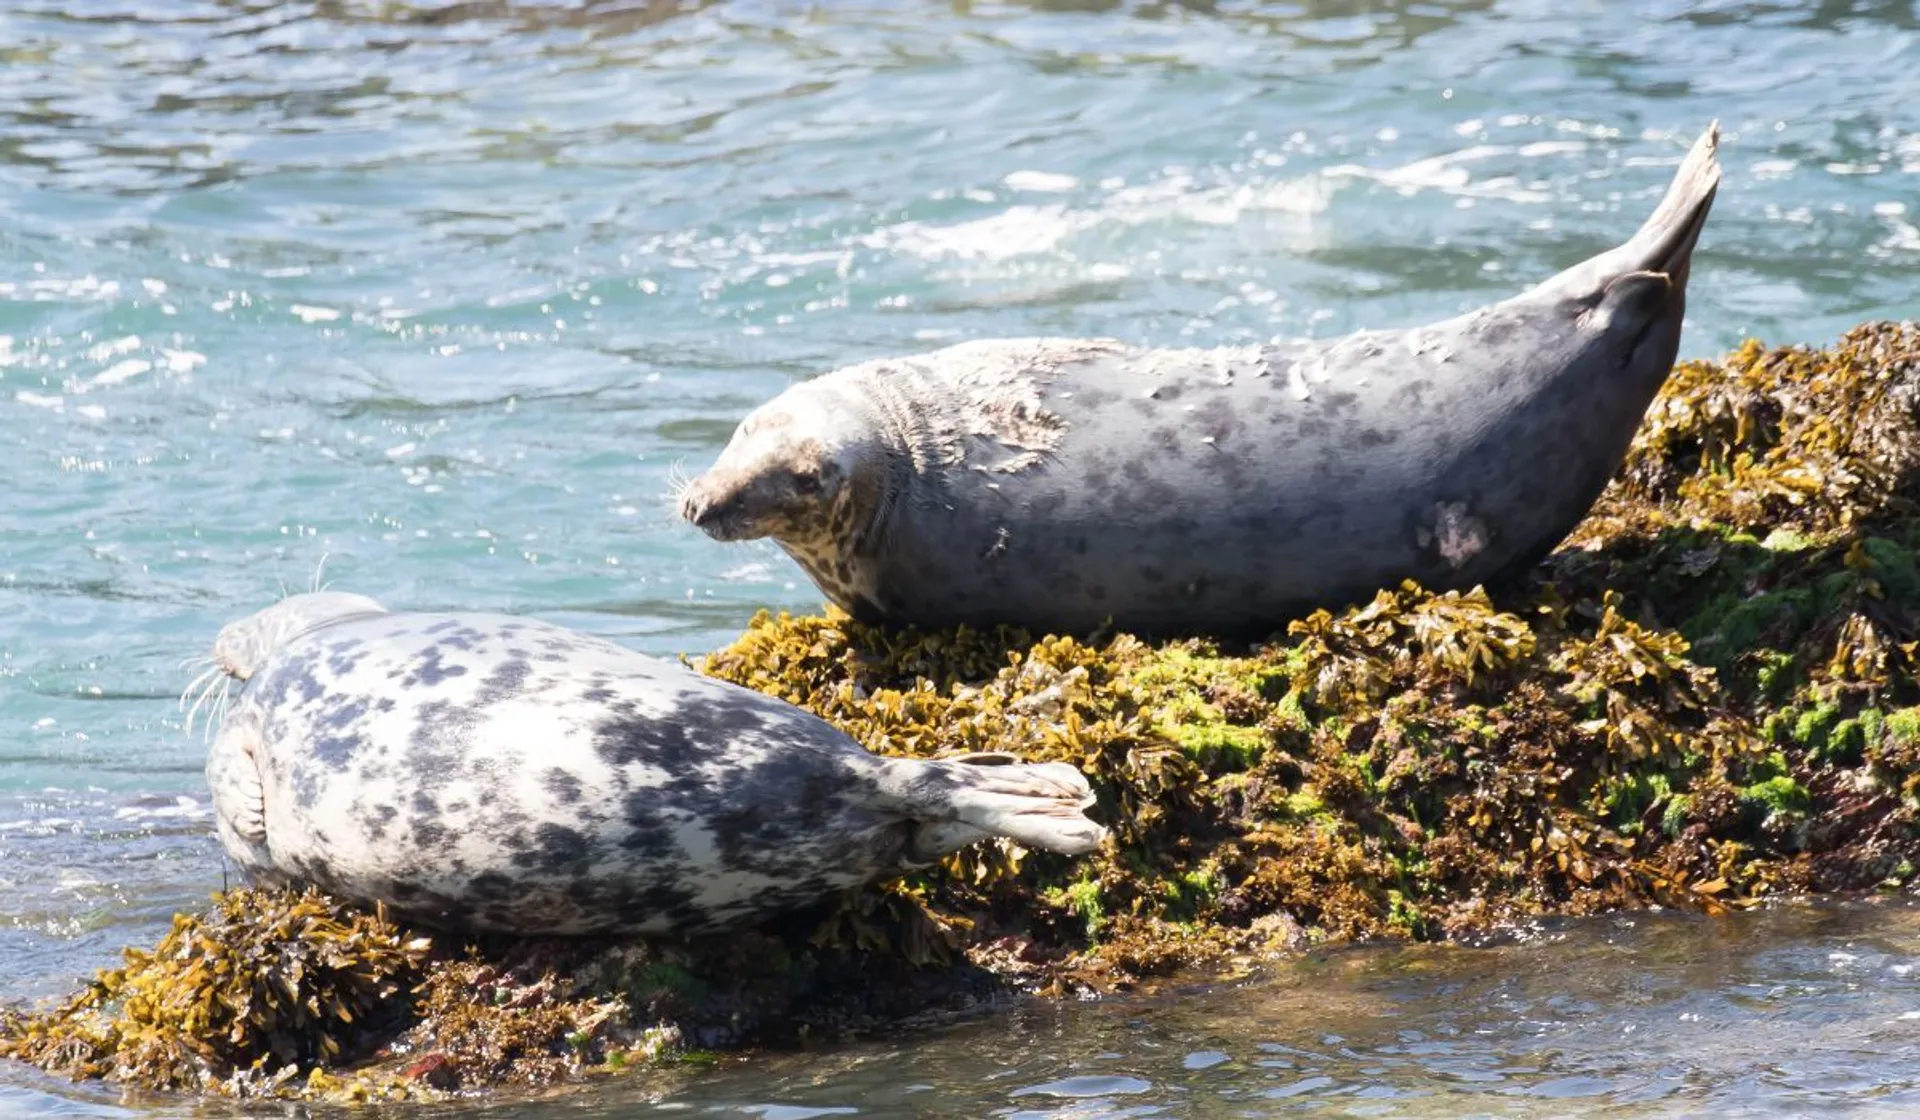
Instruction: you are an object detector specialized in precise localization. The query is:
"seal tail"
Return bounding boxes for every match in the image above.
[878,752,1107,861]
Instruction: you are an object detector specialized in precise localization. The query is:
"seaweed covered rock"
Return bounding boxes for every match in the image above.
[697,320,1920,973]
[6,322,1920,1099]
[0,888,431,1097]
[0,886,1010,1101]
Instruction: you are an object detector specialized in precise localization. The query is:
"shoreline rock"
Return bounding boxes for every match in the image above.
[5,321,1918,1101]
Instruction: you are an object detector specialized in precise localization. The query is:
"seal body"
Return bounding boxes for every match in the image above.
[202,593,1105,936]
[680,124,1724,639]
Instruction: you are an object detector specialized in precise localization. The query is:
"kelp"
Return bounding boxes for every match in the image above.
[5,321,1919,1098]
[0,888,430,1097]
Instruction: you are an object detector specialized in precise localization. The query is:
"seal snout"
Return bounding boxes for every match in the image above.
[678,472,752,541]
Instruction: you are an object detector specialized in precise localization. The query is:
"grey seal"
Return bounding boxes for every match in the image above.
[195,591,1106,936]
[678,123,1723,639]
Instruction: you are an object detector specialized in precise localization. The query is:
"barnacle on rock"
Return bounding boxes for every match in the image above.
[7,322,1920,1100]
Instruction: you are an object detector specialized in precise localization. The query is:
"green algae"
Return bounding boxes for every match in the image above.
[6,320,1920,1100]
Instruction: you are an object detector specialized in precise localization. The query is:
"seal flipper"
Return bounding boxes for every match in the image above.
[1543,121,1721,302]
[206,711,275,873]
[1613,120,1721,284]
[880,755,1106,860]
[229,741,268,844]
[903,820,996,864]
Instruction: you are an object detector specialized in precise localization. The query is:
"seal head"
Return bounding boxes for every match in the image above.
[677,381,874,544]
[212,590,389,679]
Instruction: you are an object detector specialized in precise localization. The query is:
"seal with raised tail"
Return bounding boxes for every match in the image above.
[679,123,1723,639]
[196,591,1106,936]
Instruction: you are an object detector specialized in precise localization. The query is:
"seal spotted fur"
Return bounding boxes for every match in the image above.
[680,124,1724,639]
[200,591,1106,936]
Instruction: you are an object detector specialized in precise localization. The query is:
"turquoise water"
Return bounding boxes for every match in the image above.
[2,0,1918,1114]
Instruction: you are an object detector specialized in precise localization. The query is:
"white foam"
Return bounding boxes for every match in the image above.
[1003,170,1080,193]
[162,348,207,373]
[84,335,140,362]
[90,358,152,388]
[14,391,64,411]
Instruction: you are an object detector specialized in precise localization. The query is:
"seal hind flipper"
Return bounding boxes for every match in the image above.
[939,750,1022,766]
[884,756,1106,859]
[1622,120,1721,283]
[1551,121,1721,302]
[904,820,996,864]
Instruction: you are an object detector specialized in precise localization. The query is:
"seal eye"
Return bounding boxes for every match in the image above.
[792,467,823,496]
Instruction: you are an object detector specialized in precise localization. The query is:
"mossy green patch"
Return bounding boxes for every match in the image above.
[1741,776,1812,818]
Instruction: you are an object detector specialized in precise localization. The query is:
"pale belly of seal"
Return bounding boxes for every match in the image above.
[204,610,1103,935]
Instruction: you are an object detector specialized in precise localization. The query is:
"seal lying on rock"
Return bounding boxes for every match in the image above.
[679,123,1723,639]
[197,591,1106,936]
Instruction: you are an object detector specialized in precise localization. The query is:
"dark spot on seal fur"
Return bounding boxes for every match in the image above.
[414,818,449,854]
[617,790,684,860]
[478,658,532,705]
[545,768,584,805]
[613,882,704,929]
[405,699,479,794]
[401,646,467,687]
[514,823,593,876]
[468,870,516,901]
[1193,396,1243,442]
[707,768,851,878]
[596,713,699,770]
[435,626,488,652]
[325,639,369,677]
[357,802,399,843]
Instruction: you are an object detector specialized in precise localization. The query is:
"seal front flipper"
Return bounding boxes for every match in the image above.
[880,755,1106,861]
[206,709,273,871]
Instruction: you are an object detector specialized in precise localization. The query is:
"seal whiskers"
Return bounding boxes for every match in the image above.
[179,660,229,741]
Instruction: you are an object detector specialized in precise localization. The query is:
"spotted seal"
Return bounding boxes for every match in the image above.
[678,124,1723,639]
[196,591,1106,936]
